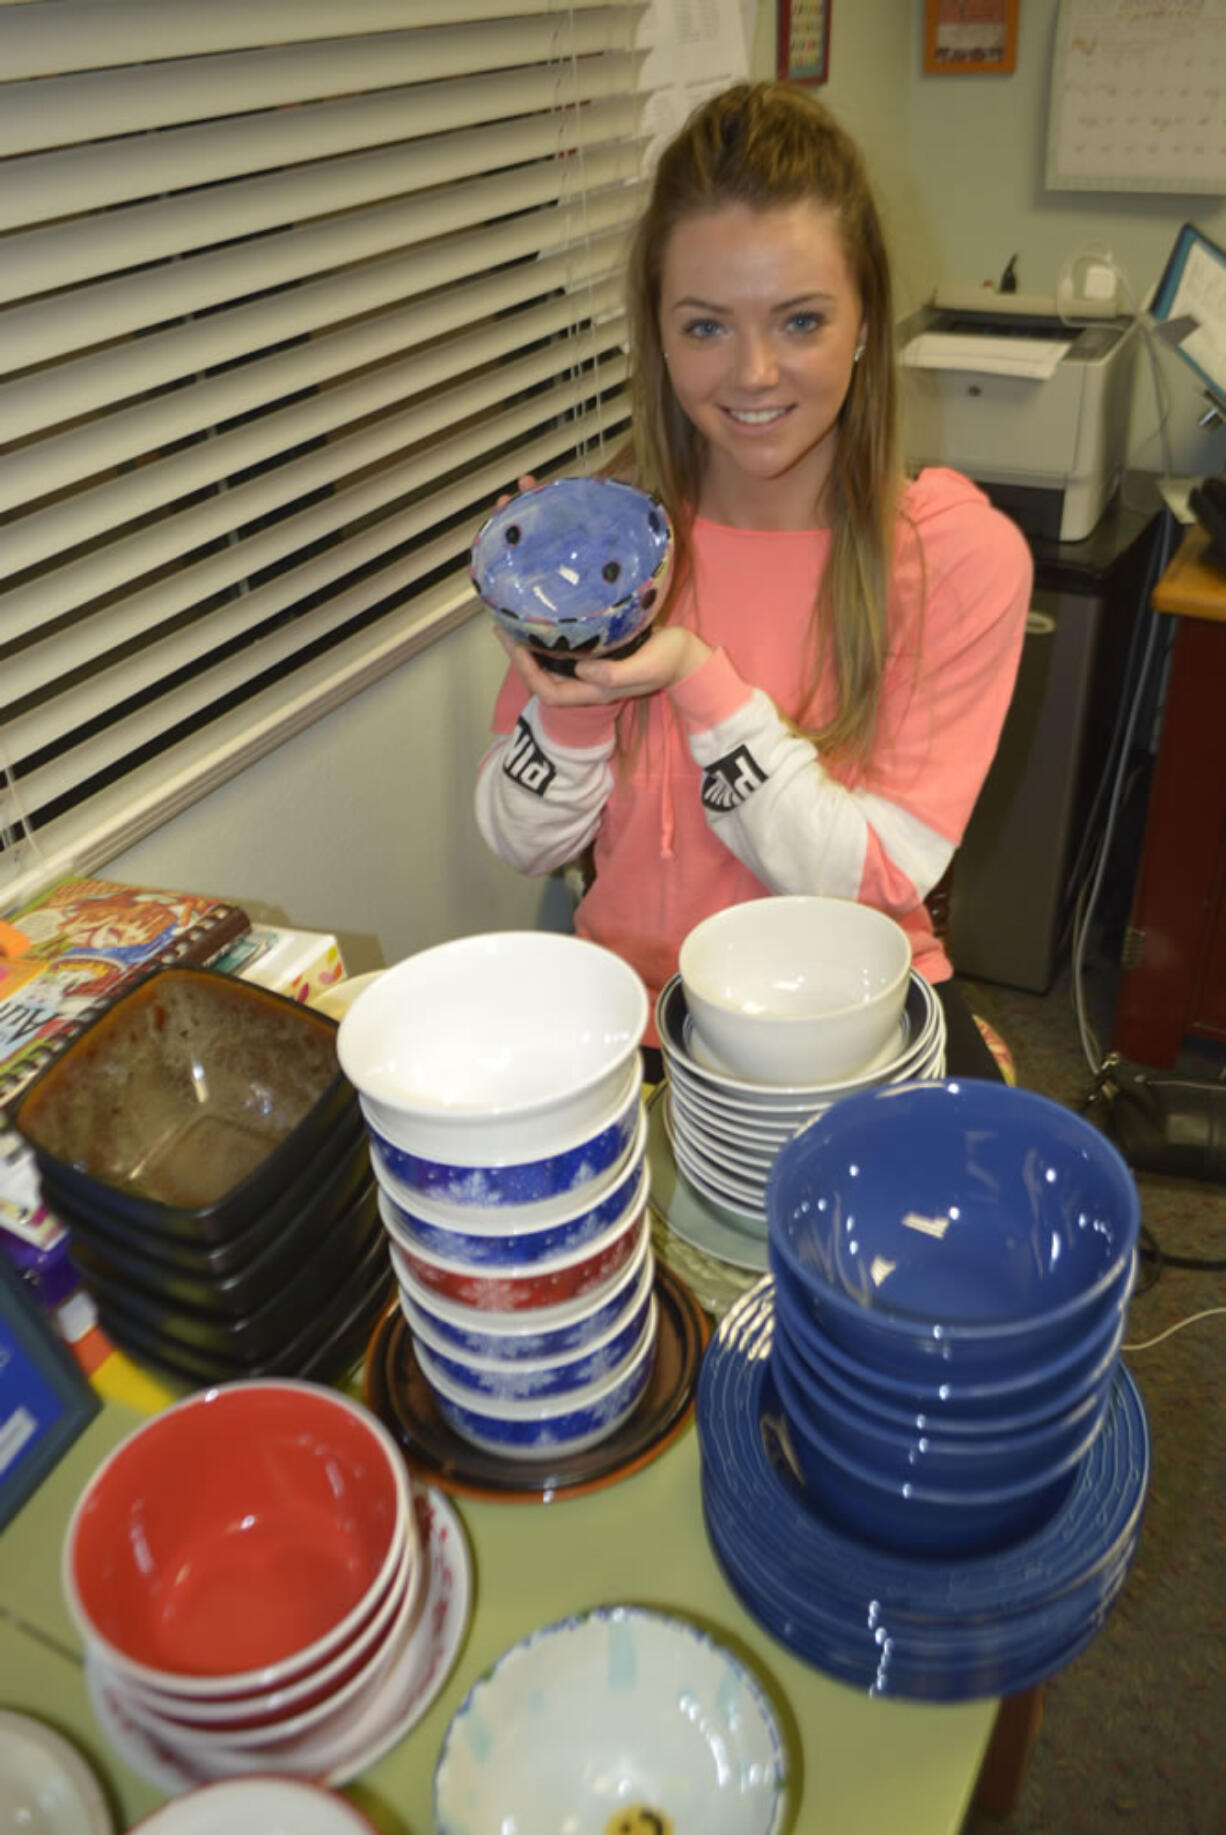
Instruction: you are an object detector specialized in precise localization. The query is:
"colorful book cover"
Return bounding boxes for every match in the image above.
[0,877,251,1110]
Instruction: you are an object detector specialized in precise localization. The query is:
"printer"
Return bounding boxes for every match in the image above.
[899,289,1139,543]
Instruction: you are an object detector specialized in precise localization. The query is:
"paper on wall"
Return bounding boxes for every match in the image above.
[637,0,751,172]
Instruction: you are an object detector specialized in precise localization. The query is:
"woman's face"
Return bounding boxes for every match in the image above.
[658,201,865,528]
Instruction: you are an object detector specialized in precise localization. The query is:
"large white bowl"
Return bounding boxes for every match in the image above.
[0,1712,113,1835]
[679,896,911,1086]
[337,932,647,1146]
[434,1606,789,1834]
[130,1777,381,1833]
[658,971,944,1113]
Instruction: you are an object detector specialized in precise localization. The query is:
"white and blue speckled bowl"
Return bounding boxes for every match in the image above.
[362,1065,643,1210]
[433,1605,789,1835]
[376,1125,648,1268]
[395,1224,652,1362]
[416,1301,658,1460]
[401,1247,656,1403]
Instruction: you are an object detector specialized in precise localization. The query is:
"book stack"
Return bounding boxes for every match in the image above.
[0,877,251,1111]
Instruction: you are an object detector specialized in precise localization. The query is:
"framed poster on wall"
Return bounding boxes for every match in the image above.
[924,0,1018,75]
[778,0,831,85]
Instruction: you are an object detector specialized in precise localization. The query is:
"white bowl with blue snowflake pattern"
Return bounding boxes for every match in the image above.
[362,1062,643,1210]
[395,1225,652,1363]
[376,1130,648,1269]
[402,1246,656,1403]
[470,476,673,675]
[337,933,647,1159]
[433,1605,789,1835]
[370,1102,646,1237]
[416,1299,657,1459]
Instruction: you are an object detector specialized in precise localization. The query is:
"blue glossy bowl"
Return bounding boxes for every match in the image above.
[471,477,672,670]
[418,1303,658,1459]
[771,1254,1130,1432]
[767,1078,1139,1381]
[770,1323,1112,1490]
[770,1341,1079,1557]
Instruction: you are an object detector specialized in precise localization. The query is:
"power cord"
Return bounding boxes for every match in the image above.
[1124,1306,1226,1353]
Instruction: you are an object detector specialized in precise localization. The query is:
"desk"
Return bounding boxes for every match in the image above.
[1113,523,1226,1064]
[0,1398,1002,1835]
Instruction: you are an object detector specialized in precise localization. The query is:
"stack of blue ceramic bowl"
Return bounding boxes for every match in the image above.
[697,1078,1149,1701]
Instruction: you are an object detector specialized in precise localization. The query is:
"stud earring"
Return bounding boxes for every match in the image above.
[853,342,866,365]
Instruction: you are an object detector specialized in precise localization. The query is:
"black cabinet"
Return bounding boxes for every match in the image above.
[946,484,1164,993]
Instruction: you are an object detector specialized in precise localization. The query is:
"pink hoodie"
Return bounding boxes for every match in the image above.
[476,468,1032,1039]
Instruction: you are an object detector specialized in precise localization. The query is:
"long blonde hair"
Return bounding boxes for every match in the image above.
[621,82,902,760]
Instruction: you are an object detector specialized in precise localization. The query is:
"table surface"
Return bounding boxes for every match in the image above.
[0,1391,998,1835]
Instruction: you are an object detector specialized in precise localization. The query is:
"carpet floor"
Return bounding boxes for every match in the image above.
[959,963,1226,1834]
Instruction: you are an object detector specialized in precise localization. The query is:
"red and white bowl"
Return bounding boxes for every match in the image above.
[387,1199,648,1314]
[63,1381,412,1702]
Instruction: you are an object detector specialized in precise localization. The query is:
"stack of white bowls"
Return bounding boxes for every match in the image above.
[337,933,659,1460]
[63,1381,423,1783]
[658,896,946,1229]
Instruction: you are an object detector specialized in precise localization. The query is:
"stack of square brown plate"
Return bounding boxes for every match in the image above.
[12,967,392,1385]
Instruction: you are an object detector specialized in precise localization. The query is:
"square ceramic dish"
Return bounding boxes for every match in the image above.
[92,1223,394,1388]
[55,1122,371,1316]
[14,968,354,1243]
[73,1177,383,1357]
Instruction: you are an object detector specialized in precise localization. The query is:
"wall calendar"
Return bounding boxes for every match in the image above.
[1047,0,1226,195]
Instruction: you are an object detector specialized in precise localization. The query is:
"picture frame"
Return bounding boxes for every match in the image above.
[923,0,1018,76]
[778,0,831,87]
[0,1250,98,1532]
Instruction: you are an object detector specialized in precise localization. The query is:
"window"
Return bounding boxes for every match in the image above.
[0,0,645,905]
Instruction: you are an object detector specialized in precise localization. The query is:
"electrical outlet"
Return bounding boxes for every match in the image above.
[1082,262,1117,304]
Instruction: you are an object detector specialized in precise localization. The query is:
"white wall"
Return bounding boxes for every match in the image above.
[107,614,547,972]
[104,0,1226,953]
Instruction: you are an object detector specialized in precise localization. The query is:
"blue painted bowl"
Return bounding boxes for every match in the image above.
[364,1073,642,1209]
[395,1219,652,1363]
[418,1301,658,1459]
[770,1341,1079,1557]
[376,1134,647,1269]
[405,1252,655,1403]
[771,1256,1130,1432]
[470,476,673,671]
[767,1078,1139,1382]
[770,1322,1112,1491]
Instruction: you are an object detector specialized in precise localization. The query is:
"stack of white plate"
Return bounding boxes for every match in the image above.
[654,968,947,1232]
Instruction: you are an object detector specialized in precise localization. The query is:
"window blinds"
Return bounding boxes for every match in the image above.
[0,0,645,903]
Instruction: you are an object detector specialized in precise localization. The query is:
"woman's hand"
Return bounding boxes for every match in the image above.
[495,624,712,708]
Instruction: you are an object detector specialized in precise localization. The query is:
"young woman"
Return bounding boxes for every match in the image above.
[474,82,1031,1074]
